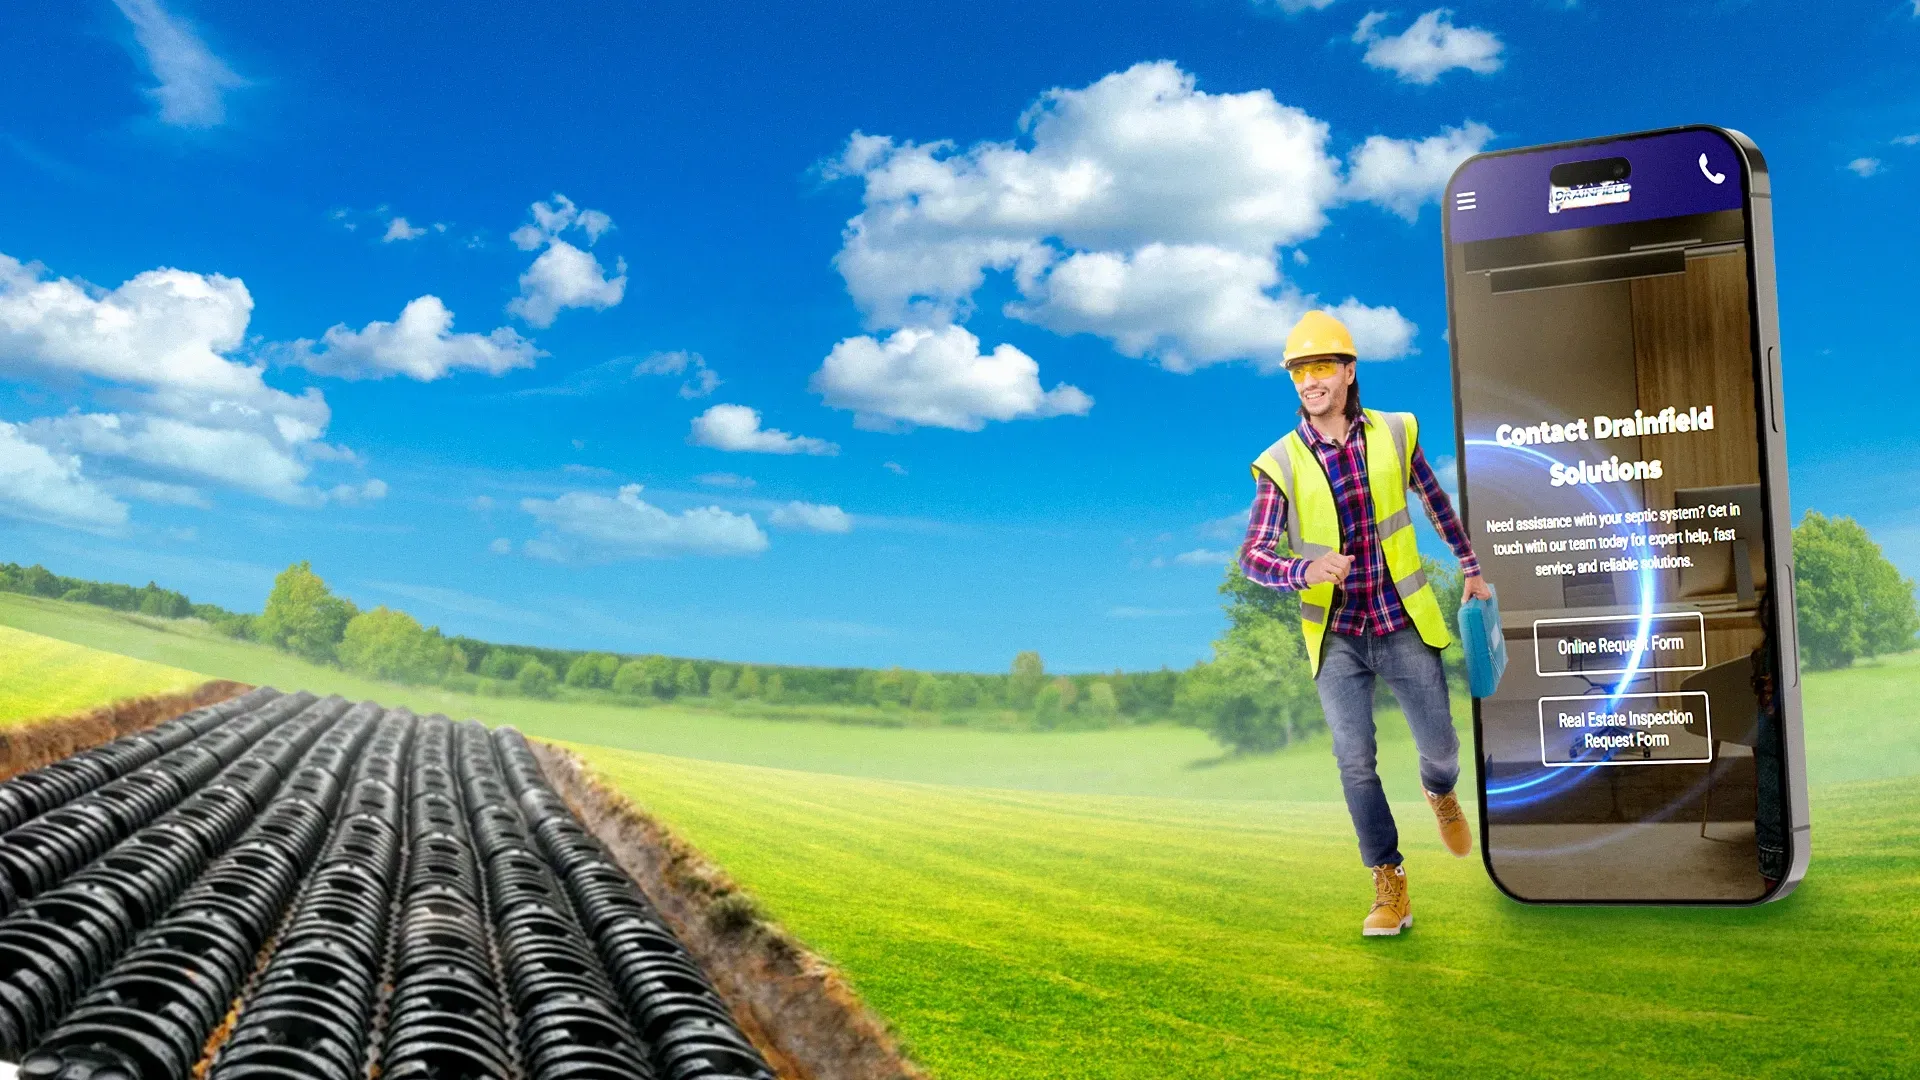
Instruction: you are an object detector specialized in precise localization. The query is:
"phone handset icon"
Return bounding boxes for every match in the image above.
[1699,153,1726,185]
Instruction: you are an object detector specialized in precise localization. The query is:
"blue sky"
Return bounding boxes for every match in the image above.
[2,1,1917,672]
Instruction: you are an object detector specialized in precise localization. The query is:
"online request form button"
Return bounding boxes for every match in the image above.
[1532,611,1706,677]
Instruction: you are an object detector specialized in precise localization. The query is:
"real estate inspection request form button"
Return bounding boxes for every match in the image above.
[1538,691,1713,767]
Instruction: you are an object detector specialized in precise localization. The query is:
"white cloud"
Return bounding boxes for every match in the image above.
[510,194,614,250]
[695,472,755,489]
[635,350,721,398]
[770,501,854,533]
[1344,122,1495,220]
[508,241,626,328]
[0,252,351,508]
[1008,243,1413,370]
[883,461,908,476]
[504,195,626,327]
[1354,9,1504,84]
[1198,509,1252,541]
[521,484,768,559]
[109,477,210,508]
[1430,452,1459,501]
[1894,134,1920,147]
[812,324,1092,431]
[1173,547,1234,566]
[329,478,388,505]
[1259,0,1337,11]
[112,0,245,129]
[31,412,320,505]
[471,495,496,512]
[2,254,276,404]
[281,295,541,381]
[689,404,839,455]
[489,537,512,554]
[1847,157,1883,178]
[0,421,127,530]
[824,62,1448,372]
[382,217,427,242]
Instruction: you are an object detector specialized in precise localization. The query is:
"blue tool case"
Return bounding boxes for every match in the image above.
[1457,585,1508,698]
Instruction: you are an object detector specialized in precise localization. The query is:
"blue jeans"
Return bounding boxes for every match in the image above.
[1317,628,1461,867]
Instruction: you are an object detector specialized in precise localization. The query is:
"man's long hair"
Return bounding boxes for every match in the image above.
[1297,369,1362,421]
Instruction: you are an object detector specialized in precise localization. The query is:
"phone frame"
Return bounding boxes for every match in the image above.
[1441,125,1809,905]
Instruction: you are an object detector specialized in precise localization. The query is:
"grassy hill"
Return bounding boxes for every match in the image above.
[0,622,203,725]
[4,590,1917,1077]
[577,746,1918,1080]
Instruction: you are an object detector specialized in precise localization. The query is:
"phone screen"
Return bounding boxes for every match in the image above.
[1444,128,1794,902]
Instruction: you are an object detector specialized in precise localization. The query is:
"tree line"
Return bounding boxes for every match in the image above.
[4,508,1912,749]
[1,559,1178,725]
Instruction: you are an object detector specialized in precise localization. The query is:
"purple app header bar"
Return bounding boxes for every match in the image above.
[1447,128,1746,244]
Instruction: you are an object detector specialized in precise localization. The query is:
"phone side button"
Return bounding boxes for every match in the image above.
[1768,346,1783,432]
[1785,564,1800,687]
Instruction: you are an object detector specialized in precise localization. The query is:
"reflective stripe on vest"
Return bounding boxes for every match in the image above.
[1249,408,1453,675]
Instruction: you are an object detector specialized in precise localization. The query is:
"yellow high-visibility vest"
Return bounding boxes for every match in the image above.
[1250,408,1452,676]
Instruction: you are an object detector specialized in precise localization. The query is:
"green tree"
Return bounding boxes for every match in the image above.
[1084,680,1119,721]
[1180,563,1321,754]
[1178,617,1320,753]
[735,666,762,698]
[256,561,357,663]
[763,671,785,703]
[479,649,529,680]
[1423,556,1466,687]
[707,665,737,696]
[612,659,651,697]
[1010,651,1045,708]
[641,655,676,698]
[20,565,59,597]
[566,652,619,689]
[910,675,947,712]
[1032,681,1065,728]
[1794,512,1920,669]
[337,606,451,684]
[871,667,912,707]
[516,660,558,698]
[675,661,704,697]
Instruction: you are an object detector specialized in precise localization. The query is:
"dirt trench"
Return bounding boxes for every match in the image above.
[0,679,252,780]
[532,742,929,1080]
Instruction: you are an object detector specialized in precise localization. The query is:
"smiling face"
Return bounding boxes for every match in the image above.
[1289,356,1355,420]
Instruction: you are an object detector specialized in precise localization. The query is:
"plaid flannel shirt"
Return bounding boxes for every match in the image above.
[1238,413,1480,636]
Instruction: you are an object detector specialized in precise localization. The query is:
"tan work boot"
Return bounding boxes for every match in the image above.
[1364,863,1412,936]
[1426,789,1473,857]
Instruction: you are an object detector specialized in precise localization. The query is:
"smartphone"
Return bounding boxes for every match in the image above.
[1441,126,1808,904]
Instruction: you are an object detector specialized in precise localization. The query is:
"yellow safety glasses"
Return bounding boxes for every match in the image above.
[1288,359,1348,384]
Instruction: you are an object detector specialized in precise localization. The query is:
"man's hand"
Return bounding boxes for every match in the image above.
[1304,551,1354,587]
[1463,574,1493,602]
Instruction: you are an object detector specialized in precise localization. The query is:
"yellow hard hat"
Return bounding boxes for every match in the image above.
[1284,310,1357,363]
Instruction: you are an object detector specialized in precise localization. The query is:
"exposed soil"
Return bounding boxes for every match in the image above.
[0,679,252,780]
[532,742,929,1080]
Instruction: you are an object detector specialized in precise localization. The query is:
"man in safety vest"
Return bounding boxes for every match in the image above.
[1239,310,1491,937]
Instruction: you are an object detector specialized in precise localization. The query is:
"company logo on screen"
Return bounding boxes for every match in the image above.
[1546,156,1634,215]
[1548,178,1631,214]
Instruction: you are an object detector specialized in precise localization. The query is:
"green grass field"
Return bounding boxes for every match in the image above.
[0,622,203,725]
[4,591,1918,1077]
[578,747,1918,1079]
